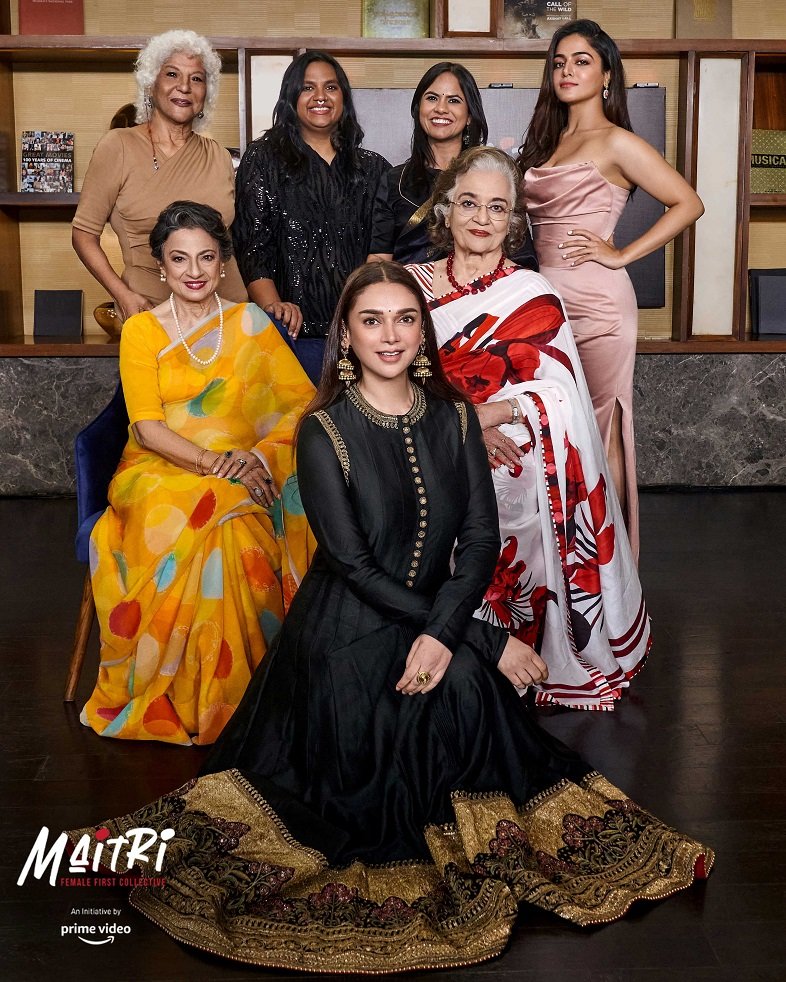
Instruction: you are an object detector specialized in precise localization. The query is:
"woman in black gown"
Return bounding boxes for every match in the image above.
[68,262,712,974]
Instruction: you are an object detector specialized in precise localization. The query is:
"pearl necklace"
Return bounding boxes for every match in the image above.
[170,292,223,366]
[446,251,507,295]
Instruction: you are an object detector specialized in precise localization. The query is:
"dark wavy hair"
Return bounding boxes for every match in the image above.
[296,261,466,440]
[407,62,489,192]
[149,200,233,261]
[517,20,632,173]
[260,50,364,179]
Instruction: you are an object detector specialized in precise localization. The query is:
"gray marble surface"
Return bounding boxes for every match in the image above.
[0,358,119,495]
[1,352,785,494]
[634,353,786,486]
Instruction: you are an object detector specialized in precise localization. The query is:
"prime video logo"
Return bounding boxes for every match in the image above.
[17,825,175,887]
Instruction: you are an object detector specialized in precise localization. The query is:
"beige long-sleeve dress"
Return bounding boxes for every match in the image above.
[73,126,246,305]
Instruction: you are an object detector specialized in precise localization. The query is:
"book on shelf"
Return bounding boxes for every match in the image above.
[503,0,576,40]
[675,0,732,39]
[19,131,74,194]
[19,0,84,35]
[751,129,786,195]
[361,0,430,38]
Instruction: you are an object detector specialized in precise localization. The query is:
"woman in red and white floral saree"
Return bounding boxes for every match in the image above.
[408,262,650,709]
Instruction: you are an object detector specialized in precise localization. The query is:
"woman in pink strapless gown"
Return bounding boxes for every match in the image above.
[525,162,639,548]
[518,21,704,559]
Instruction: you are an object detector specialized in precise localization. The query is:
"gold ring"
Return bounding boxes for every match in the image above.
[416,671,431,686]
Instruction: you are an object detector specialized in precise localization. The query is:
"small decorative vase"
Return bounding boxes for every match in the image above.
[93,301,122,339]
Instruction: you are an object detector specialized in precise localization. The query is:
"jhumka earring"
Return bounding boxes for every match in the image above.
[411,336,432,381]
[159,268,166,282]
[337,332,356,385]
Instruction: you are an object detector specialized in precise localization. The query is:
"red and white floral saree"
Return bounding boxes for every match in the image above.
[409,263,650,709]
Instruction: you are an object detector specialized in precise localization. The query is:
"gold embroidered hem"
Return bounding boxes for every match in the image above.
[67,769,713,974]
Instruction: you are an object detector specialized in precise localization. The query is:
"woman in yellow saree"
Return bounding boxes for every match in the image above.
[82,202,315,745]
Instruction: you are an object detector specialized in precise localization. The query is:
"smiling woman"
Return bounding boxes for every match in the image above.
[72,29,247,322]
[79,201,315,745]
[368,61,538,269]
[232,50,389,384]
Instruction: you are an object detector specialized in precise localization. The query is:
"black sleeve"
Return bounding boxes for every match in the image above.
[511,222,539,272]
[297,415,433,625]
[368,167,396,254]
[423,408,508,656]
[232,142,279,286]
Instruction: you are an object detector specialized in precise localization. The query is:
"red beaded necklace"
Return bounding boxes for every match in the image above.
[446,251,507,295]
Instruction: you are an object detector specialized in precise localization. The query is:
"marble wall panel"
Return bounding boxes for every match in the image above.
[0,358,119,495]
[634,354,786,486]
[1,353,785,494]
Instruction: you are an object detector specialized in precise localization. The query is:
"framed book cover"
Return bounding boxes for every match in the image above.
[503,0,576,40]
[20,131,74,193]
[441,0,496,37]
[675,0,732,39]
[361,0,430,38]
[19,0,84,35]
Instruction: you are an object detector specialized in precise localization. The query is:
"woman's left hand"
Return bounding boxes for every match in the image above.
[559,228,626,269]
[396,634,453,695]
[210,449,279,506]
[483,426,523,470]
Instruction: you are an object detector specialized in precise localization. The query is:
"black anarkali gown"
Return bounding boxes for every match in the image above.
[68,386,712,974]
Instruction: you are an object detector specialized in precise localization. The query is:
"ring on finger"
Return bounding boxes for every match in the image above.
[236,458,247,467]
[223,450,233,459]
[263,476,273,485]
[253,486,263,496]
[415,670,431,686]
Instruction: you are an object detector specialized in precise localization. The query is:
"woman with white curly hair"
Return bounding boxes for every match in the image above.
[73,29,246,321]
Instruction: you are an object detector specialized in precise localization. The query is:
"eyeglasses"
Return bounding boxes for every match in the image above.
[451,198,512,220]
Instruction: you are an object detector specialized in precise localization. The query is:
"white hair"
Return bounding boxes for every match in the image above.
[430,146,525,254]
[134,30,221,132]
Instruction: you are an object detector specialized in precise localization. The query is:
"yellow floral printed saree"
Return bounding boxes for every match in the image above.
[81,302,315,745]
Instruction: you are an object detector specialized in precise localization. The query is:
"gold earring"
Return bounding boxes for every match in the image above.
[411,336,432,381]
[337,331,356,385]
[159,268,166,282]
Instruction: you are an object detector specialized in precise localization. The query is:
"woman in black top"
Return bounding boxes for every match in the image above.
[368,62,537,269]
[233,50,388,382]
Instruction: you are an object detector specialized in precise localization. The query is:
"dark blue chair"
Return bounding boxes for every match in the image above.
[65,383,129,701]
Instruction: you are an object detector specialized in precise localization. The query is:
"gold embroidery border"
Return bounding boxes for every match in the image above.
[314,410,350,485]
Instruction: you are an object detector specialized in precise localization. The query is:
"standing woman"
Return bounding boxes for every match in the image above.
[233,50,388,384]
[73,29,247,321]
[518,20,703,557]
[368,61,537,269]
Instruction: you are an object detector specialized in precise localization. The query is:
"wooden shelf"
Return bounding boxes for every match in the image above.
[637,338,786,353]
[0,192,79,208]
[0,334,118,356]
[750,193,786,208]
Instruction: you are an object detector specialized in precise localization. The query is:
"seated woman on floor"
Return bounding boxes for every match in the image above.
[407,146,650,709]
[69,261,711,975]
[81,201,315,745]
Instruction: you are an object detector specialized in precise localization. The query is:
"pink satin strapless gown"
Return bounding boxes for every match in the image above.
[524,161,639,558]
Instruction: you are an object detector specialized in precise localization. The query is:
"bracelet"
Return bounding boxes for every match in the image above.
[195,448,208,475]
[508,398,520,425]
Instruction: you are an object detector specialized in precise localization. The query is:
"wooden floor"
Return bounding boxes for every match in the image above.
[1,491,785,982]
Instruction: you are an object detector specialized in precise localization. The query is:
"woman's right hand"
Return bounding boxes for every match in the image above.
[264,301,303,338]
[115,290,153,323]
[497,636,549,689]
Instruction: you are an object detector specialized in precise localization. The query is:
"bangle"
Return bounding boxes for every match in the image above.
[195,448,208,475]
[508,398,520,425]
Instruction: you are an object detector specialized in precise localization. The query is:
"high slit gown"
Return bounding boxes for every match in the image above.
[524,161,639,557]
[67,386,712,974]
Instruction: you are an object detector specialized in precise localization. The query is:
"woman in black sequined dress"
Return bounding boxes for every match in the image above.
[233,50,388,383]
